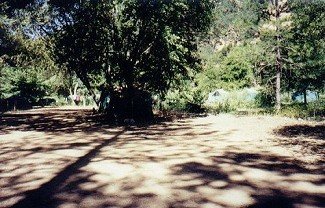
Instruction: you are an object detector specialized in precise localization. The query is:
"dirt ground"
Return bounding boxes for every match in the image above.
[0,107,324,208]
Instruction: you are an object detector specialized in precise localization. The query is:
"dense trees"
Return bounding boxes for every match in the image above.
[0,0,324,116]
[0,1,70,109]
[196,0,324,111]
[50,1,212,100]
[1,0,212,113]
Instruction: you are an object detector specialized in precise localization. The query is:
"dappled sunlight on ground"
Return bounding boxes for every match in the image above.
[0,108,324,207]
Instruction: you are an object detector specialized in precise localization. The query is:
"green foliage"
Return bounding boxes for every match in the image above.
[198,0,324,113]
[0,34,67,107]
[162,81,205,113]
[0,67,49,103]
[280,101,325,119]
[0,4,74,108]
[205,98,237,114]
[196,0,274,96]
[1,0,324,118]
[206,0,262,45]
[287,0,325,93]
[197,41,273,94]
[49,0,213,104]
[255,87,275,108]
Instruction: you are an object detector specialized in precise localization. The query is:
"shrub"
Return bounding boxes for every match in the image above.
[255,87,274,108]
[279,100,325,119]
[162,84,206,113]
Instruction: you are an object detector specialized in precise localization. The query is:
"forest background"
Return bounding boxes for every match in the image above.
[0,0,324,119]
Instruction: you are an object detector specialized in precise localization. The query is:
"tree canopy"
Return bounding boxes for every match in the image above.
[0,0,324,116]
[287,0,325,97]
[45,0,213,103]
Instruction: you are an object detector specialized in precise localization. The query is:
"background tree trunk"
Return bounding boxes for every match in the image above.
[303,89,307,105]
[275,0,282,112]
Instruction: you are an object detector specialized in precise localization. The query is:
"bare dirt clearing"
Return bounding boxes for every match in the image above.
[0,108,324,208]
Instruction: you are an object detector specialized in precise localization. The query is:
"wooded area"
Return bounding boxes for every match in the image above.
[0,0,324,119]
[0,1,325,208]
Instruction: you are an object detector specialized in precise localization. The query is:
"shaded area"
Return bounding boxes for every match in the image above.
[1,108,205,208]
[274,124,325,155]
[0,108,206,135]
[275,124,325,140]
[1,110,324,208]
[11,130,125,208]
[0,109,96,134]
[175,152,324,208]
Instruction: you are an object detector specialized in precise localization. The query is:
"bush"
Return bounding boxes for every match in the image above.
[0,67,50,109]
[280,103,308,118]
[279,101,325,119]
[205,101,233,114]
[36,97,56,106]
[255,88,274,107]
[162,84,205,113]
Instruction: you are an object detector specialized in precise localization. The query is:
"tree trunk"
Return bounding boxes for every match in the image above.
[74,83,78,96]
[275,66,281,112]
[75,72,100,107]
[275,63,281,112]
[122,60,135,118]
[303,89,307,105]
[275,0,281,113]
[13,99,17,111]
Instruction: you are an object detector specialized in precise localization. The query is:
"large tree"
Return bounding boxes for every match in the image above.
[257,0,291,111]
[1,0,213,117]
[287,0,325,104]
[47,0,212,106]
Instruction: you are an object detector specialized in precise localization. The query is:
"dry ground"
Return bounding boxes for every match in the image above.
[0,107,324,208]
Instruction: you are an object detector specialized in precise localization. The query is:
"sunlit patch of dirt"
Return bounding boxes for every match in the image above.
[0,108,324,208]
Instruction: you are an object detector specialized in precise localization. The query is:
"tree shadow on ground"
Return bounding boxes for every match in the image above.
[174,152,324,208]
[10,130,125,208]
[275,124,324,140]
[0,108,206,134]
[8,136,325,207]
[0,109,97,134]
[1,109,324,208]
[1,109,212,208]
[274,124,325,155]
